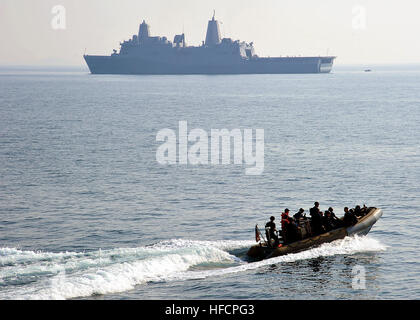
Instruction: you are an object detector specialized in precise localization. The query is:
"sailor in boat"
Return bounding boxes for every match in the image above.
[354,205,366,218]
[281,209,299,244]
[343,206,358,226]
[309,202,324,235]
[323,207,343,230]
[265,216,279,247]
[322,210,334,232]
[293,208,306,220]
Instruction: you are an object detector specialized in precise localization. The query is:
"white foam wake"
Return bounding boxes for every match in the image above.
[0,236,386,300]
[170,235,388,281]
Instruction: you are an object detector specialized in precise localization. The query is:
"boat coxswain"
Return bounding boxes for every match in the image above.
[265,216,279,247]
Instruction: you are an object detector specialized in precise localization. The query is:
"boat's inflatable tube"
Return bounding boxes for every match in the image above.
[346,208,382,236]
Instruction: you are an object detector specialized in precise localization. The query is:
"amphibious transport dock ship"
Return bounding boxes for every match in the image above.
[84,14,336,75]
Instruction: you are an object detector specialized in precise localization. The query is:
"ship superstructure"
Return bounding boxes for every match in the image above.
[84,14,336,74]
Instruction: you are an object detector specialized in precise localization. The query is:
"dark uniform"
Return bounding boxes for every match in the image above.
[354,205,364,217]
[327,207,343,229]
[294,208,305,220]
[322,211,335,231]
[343,207,358,226]
[310,202,324,235]
[265,216,279,247]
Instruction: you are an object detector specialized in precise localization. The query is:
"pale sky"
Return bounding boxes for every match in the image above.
[1,0,420,66]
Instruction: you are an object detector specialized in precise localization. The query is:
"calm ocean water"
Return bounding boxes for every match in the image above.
[0,65,419,299]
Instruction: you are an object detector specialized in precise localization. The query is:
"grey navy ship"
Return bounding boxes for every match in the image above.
[84,13,336,75]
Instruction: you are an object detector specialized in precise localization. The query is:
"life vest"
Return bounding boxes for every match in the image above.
[281,212,290,229]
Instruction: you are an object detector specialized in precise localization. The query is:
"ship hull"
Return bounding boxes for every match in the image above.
[84,55,335,75]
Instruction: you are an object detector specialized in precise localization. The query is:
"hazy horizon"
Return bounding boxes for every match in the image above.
[1,0,420,67]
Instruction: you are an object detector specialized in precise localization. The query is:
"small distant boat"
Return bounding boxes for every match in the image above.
[364,69,372,72]
[247,207,382,260]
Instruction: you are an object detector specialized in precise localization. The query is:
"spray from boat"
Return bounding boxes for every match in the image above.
[0,236,386,300]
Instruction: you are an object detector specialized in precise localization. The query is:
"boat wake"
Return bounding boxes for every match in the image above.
[0,236,386,299]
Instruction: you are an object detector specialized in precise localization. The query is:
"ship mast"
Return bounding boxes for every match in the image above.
[205,11,221,46]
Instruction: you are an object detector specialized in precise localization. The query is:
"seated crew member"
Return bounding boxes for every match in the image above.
[322,210,332,231]
[354,205,363,217]
[328,207,343,228]
[294,208,306,220]
[265,216,279,247]
[343,207,358,226]
[350,208,357,221]
[361,204,368,215]
[310,202,324,235]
